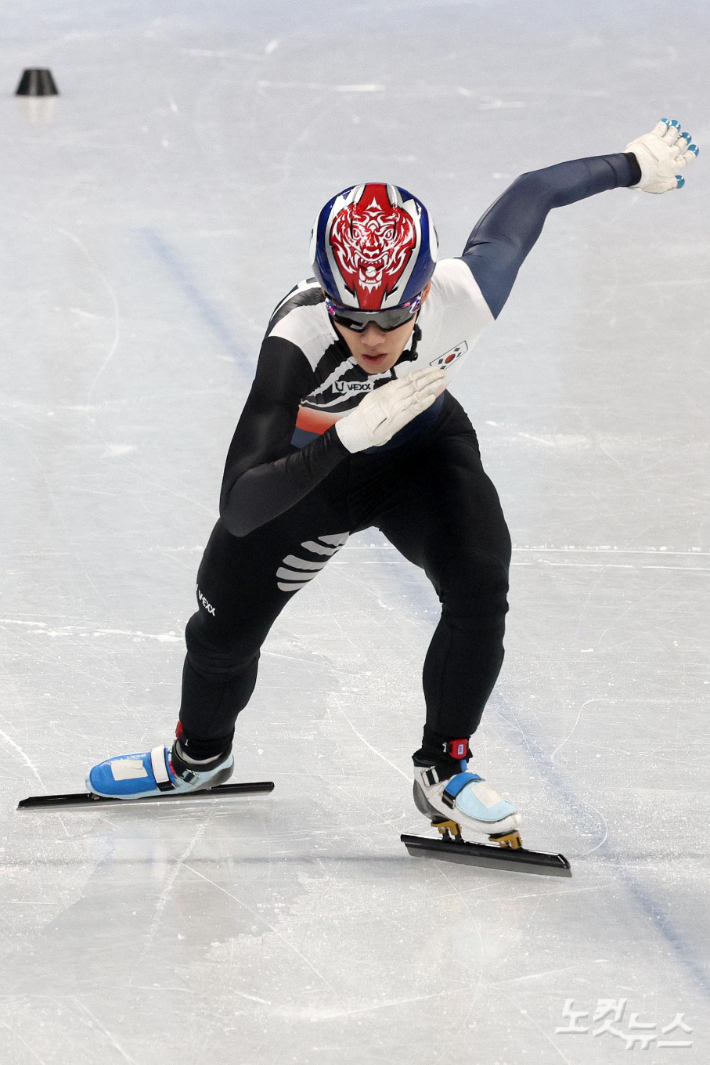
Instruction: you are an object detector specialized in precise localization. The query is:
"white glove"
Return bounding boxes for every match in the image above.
[626,118,699,194]
[334,366,446,453]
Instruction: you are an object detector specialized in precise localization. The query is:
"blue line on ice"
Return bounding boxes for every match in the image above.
[142,227,249,365]
[497,694,710,999]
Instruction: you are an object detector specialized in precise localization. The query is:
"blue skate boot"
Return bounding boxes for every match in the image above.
[412,737,521,847]
[87,739,234,800]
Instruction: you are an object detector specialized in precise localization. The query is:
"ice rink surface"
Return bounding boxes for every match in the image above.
[1,1,709,1061]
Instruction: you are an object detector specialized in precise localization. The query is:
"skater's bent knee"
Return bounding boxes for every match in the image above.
[438,556,509,608]
[185,614,260,679]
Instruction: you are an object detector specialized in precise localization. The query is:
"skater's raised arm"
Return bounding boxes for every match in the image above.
[219,338,348,538]
[462,119,699,319]
[461,152,639,319]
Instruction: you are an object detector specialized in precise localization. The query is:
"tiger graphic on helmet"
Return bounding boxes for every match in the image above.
[329,184,418,309]
[310,182,438,311]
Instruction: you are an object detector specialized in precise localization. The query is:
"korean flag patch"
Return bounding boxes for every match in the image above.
[430,341,468,370]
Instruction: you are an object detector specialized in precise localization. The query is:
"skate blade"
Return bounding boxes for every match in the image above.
[401,832,571,877]
[17,781,275,810]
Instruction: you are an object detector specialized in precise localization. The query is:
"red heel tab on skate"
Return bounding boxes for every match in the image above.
[447,739,469,760]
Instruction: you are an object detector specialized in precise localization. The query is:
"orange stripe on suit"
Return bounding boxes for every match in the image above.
[295,406,343,434]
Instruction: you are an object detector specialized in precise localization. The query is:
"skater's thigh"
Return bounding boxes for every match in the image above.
[192,495,350,652]
[377,432,511,579]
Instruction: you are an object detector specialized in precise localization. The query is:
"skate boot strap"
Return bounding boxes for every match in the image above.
[441,772,484,808]
[169,742,207,786]
[152,744,202,790]
[420,765,483,789]
[150,746,176,792]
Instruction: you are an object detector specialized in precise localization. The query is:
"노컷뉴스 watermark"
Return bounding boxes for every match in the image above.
[555,999,692,1050]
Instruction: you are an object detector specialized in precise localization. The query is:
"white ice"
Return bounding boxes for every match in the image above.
[1,1,709,1062]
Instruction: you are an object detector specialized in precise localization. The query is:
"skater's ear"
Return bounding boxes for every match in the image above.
[420,281,433,305]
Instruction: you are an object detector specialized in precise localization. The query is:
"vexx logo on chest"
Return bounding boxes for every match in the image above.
[333,379,377,394]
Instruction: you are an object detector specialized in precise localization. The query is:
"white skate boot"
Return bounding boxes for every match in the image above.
[412,738,521,848]
[87,740,233,800]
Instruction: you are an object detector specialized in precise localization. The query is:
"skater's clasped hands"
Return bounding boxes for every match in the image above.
[626,118,699,193]
[335,367,446,453]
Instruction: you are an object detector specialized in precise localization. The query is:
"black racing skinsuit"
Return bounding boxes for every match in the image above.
[176,153,641,764]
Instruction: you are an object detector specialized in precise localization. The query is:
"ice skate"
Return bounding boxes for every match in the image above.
[402,740,570,876]
[86,740,234,800]
[17,742,274,809]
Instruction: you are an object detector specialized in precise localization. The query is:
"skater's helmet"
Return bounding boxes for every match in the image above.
[310,183,438,311]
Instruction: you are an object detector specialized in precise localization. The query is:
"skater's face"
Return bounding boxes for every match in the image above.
[330,282,432,375]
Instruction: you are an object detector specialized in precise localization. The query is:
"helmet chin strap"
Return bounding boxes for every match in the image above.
[395,322,422,365]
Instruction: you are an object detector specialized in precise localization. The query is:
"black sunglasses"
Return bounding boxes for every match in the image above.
[326,293,422,333]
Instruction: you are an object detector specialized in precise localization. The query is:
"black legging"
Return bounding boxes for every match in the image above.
[178,393,511,760]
